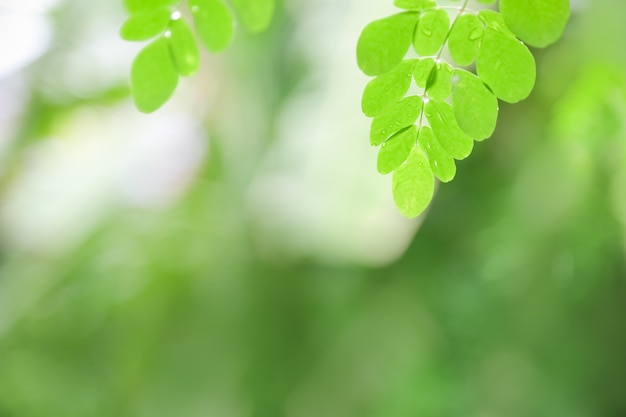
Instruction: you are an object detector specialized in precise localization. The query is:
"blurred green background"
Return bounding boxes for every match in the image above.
[1,0,625,416]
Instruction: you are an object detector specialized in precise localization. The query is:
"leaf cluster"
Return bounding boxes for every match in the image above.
[121,0,275,113]
[357,0,570,218]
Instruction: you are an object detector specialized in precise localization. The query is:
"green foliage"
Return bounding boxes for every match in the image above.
[122,0,276,113]
[357,0,569,218]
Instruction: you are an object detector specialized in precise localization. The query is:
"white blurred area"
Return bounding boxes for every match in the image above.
[0,0,206,255]
[0,0,453,264]
[245,0,422,266]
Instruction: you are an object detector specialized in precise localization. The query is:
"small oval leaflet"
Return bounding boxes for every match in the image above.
[124,0,178,14]
[167,18,200,77]
[451,69,499,140]
[362,60,417,117]
[426,62,453,101]
[413,8,450,56]
[190,0,234,53]
[370,96,423,146]
[476,26,536,103]
[377,126,418,175]
[392,146,435,219]
[120,7,171,41]
[413,58,435,88]
[394,0,436,11]
[448,13,483,66]
[425,100,473,160]
[357,12,419,76]
[131,37,179,113]
[230,0,275,33]
[500,0,570,48]
[417,126,456,183]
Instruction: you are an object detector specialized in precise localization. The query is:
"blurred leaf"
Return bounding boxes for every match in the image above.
[131,37,179,113]
[230,0,275,33]
[167,18,200,77]
[189,0,234,52]
[120,7,171,41]
[124,0,178,14]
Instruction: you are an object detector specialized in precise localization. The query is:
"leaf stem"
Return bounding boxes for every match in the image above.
[418,0,470,126]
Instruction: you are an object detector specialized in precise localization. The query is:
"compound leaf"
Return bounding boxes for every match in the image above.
[413,8,450,56]
[448,13,483,66]
[370,96,423,146]
[131,37,179,113]
[451,69,499,140]
[362,59,417,117]
[190,0,234,52]
[377,126,418,175]
[476,26,536,103]
[357,12,419,76]
[500,0,570,48]
[425,100,473,159]
[417,126,456,182]
[392,146,435,218]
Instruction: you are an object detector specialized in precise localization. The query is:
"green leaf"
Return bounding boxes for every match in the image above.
[425,100,473,159]
[394,0,436,11]
[392,146,435,218]
[189,0,234,53]
[230,0,275,33]
[413,8,449,56]
[500,0,570,48]
[426,62,453,101]
[478,10,515,36]
[120,7,171,41]
[413,58,435,88]
[124,0,177,14]
[417,126,456,182]
[167,18,200,77]
[448,13,483,66]
[476,26,536,103]
[377,126,418,175]
[357,12,419,76]
[131,37,179,113]
[370,96,422,146]
[362,59,417,117]
[451,69,499,140]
